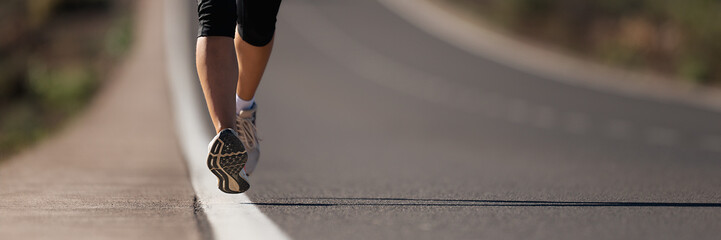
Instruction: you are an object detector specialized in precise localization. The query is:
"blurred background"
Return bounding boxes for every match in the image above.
[438,0,721,84]
[0,0,719,166]
[1,0,720,238]
[0,0,132,160]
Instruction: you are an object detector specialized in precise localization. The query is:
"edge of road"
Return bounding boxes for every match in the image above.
[163,1,290,240]
[377,0,721,113]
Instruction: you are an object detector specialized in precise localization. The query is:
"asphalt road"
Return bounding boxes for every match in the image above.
[194,0,721,239]
[0,1,200,239]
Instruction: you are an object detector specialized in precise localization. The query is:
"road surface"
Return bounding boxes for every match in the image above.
[0,1,201,239]
[236,0,721,239]
[2,0,720,239]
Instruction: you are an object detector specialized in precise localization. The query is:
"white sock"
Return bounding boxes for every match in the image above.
[236,95,255,113]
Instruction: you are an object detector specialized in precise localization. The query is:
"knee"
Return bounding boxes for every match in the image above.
[238,22,276,47]
[237,0,281,47]
[197,0,237,38]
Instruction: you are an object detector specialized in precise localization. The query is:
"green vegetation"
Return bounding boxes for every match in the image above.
[0,0,133,161]
[438,0,721,84]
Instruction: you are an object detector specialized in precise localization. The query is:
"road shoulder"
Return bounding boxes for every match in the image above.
[378,0,721,112]
[0,1,201,239]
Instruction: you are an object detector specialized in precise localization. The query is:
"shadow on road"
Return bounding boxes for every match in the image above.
[249,197,721,208]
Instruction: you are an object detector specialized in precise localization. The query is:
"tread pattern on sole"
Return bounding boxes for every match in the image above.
[207,130,250,193]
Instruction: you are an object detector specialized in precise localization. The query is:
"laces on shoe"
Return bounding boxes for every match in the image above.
[235,117,259,150]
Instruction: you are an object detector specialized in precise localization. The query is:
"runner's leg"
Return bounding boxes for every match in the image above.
[235,32,274,102]
[234,0,281,102]
[196,0,238,133]
[232,0,281,176]
[197,0,251,193]
[196,37,237,133]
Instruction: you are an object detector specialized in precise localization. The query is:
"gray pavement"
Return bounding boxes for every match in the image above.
[239,0,721,239]
[2,0,719,239]
[0,1,201,239]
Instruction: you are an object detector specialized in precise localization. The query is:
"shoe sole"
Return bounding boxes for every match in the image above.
[207,130,250,193]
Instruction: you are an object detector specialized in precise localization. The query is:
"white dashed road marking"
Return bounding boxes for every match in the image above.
[286,0,721,155]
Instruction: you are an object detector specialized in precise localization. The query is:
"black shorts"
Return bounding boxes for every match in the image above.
[197,0,282,47]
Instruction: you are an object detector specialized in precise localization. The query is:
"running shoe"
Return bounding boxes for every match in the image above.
[235,103,260,176]
[207,128,250,193]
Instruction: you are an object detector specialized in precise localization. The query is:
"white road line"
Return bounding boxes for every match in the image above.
[163,1,290,240]
[286,0,716,154]
[377,0,721,154]
[377,0,721,116]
